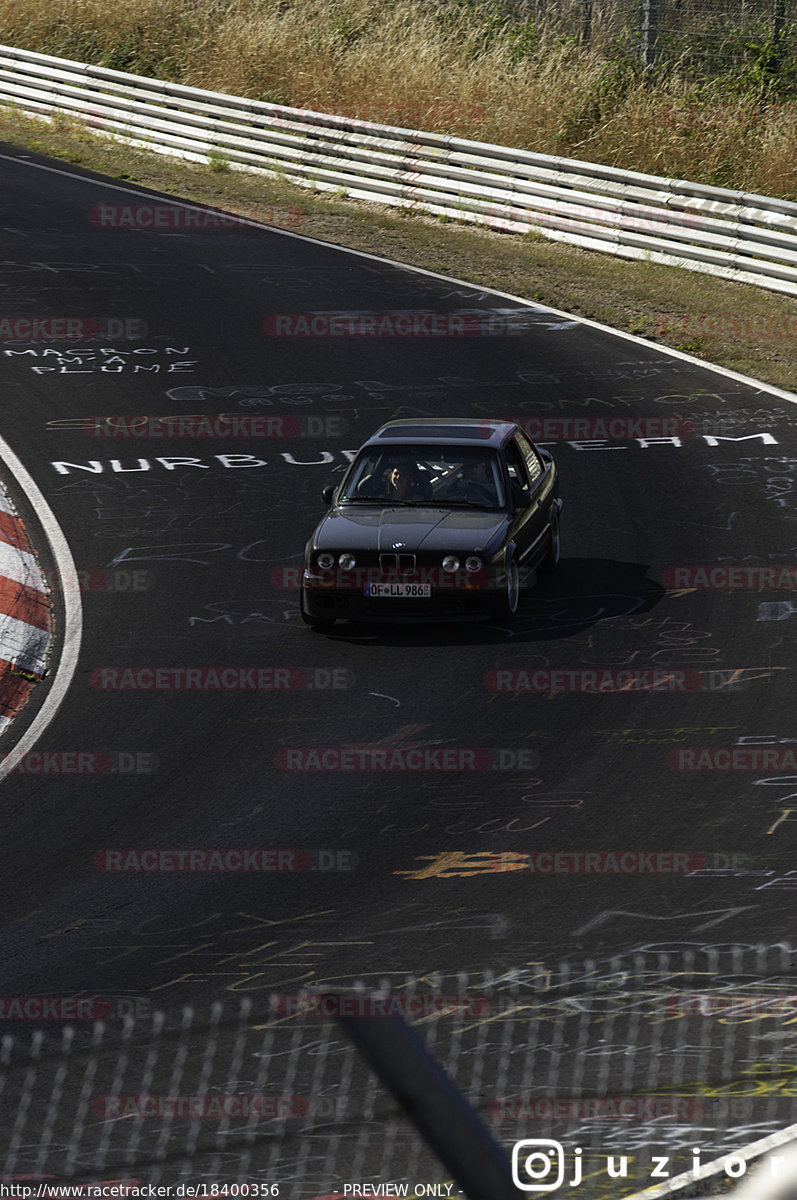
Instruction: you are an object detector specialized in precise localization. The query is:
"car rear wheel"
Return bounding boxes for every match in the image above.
[493,552,520,619]
[300,588,335,632]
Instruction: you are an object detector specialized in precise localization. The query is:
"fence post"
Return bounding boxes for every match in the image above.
[641,0,659,68]
[581,0,593,45]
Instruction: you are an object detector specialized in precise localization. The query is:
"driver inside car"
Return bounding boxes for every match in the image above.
[448,457,497,506]
[357,459,432,501]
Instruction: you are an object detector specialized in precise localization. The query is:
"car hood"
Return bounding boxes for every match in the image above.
[314,505,509,554]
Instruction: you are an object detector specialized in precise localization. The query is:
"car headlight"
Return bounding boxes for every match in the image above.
[316,552,335,571]
[338,553,356,570]
[465,555,483,572]
[442,555,460,573]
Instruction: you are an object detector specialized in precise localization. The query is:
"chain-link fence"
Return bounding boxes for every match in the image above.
[499,0,797,74]
[3,947,797,1196]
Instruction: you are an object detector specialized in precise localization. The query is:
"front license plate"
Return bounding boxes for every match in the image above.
[365,582,431,598]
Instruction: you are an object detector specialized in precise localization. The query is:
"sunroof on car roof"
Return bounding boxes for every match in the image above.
[377,425,494,439]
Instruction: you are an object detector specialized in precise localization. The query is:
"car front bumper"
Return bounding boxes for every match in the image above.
[302,571,506,623]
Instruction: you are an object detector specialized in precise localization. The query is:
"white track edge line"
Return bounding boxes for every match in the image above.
[0,433,83,779]
[1,149,794,404]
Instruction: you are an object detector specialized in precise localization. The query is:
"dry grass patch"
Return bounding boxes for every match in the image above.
[0,0,796,197]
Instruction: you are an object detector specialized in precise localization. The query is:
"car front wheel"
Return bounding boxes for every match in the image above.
[493,552,520,619]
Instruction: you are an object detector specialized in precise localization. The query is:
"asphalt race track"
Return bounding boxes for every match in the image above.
[1,142,797,1196]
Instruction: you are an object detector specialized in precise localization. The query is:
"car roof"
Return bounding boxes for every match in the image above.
[361,419,518,449]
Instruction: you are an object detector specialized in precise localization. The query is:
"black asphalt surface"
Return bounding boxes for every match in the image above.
[1,142,797,1195]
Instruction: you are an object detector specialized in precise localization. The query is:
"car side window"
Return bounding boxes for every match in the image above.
[505,440,530,488]
[514,433,544,486]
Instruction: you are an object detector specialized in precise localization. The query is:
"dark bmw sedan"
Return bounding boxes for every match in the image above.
[300,419,562,628]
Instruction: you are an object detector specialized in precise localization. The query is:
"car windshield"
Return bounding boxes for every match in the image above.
[338,446,506,509]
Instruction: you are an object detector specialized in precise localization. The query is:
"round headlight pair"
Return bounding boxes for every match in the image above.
[442,555,483,573]
[316,552,355,570]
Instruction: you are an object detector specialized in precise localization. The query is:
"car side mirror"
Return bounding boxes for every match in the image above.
[321,484,336,504]
[510,483,531,509]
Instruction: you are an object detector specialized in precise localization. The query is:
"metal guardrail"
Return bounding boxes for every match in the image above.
[1,43,797,296]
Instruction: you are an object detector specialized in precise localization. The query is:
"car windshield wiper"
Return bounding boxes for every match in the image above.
[442,499,502,510]
[381,498,428,506]
[341,496,425,506]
